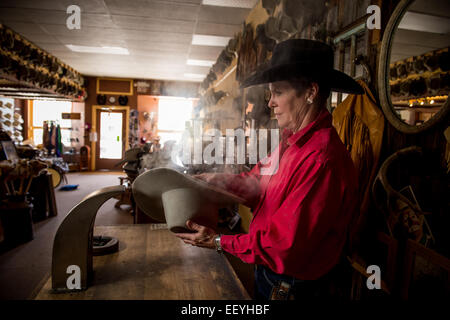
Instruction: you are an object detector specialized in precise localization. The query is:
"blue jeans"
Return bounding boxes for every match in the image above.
[254,265,334,300]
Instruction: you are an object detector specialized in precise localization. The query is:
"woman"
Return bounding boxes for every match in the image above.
[176,39,363,300]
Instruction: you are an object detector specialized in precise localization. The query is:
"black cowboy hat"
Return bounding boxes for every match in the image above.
[241,39,364,94]
[97,94,106,105]
[118,95,128,105]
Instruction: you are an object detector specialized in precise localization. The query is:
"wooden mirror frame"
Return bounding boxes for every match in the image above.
[378,0,450,134]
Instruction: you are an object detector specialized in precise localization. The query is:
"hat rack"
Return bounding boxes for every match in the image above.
[0,23,86,101]
[388,47,449,102]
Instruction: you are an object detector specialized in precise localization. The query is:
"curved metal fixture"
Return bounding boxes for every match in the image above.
[51,185,125,292]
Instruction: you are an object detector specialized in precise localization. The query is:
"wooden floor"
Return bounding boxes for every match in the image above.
[35,224,250,300]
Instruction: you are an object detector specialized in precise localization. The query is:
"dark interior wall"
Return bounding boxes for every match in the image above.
[370,0,449,258]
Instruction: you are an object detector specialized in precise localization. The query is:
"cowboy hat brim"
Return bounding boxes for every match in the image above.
[114,147,142,167]
[240,62,364,94]
[132,168,245,225]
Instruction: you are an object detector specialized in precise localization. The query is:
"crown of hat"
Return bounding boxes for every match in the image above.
[270,39,333,70]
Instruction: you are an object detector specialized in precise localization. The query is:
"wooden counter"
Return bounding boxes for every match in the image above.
[35,224,250,300]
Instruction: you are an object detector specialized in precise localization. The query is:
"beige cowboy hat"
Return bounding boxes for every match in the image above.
[132,168,244,233]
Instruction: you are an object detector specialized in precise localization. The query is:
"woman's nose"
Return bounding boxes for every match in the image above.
[267,97,275,109]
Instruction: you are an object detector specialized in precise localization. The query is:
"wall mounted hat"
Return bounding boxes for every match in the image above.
[438,51,449,72]
[96,94,106,105]
[132,168,244,233]
[282,0,327,28]
[241,39,364,94]
[225,38,238,55]
[118,95,128,106]
[262,0,279,16]
[256,24,276,53]
[264,17,289,42]
[276,11,298,36]
[424,54,438,72]
[246,85,266,104]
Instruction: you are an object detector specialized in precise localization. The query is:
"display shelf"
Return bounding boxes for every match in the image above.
[0,98,23,143]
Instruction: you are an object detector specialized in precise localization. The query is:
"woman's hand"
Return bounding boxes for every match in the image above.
[192,173,211,182]
[175,220,218,250]
[192,173,218,184]
[193,173,227,189]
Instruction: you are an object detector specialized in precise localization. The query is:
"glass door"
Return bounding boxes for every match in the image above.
[95,109,126,170]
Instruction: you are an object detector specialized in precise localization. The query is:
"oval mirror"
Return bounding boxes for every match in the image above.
[378,0,450,133]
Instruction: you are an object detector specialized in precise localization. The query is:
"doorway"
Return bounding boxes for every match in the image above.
[92,106,129,171]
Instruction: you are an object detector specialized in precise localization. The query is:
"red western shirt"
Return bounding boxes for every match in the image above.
[220,109,359,280]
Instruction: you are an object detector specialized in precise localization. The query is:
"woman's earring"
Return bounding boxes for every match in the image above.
[307,98,313,104]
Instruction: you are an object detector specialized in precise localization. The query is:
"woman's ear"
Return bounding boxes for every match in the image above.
[308,82,319,101]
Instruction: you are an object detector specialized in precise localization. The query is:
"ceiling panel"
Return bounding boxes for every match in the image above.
[0,8,34,22]
[184,65,210,74]
[20,34,61,45]
[129,48,186,57]
[35,11,114,27]
[55,38,127,49]
[198,5,250,24]
[410,0,450,18]
[112,15,195,33]
[0,21,46,35]
[0,0,109,13]
[124,40,190,51]
[33,43,71,52]
[163,0,202,4]
[0,0,252,82]
[39,24,122,38]
[119,30,193,43]
[188,45,223,60]
[0,8,116,28]
[393,29,450,52]
[104,0,199,20]
[195,21,241,37]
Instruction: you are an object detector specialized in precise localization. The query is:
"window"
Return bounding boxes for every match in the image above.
[157,97,193,145]
[31,100,72,146]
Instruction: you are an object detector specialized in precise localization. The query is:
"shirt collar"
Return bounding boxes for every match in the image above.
[283,108,332,146]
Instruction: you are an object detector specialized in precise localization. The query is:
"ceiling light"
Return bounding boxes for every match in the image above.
[192,35,231,47]
[202,0,257,9]
[184,73,206,79]
[430,100,435,104]
[66,45,129,55]
[187,59,215,67]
